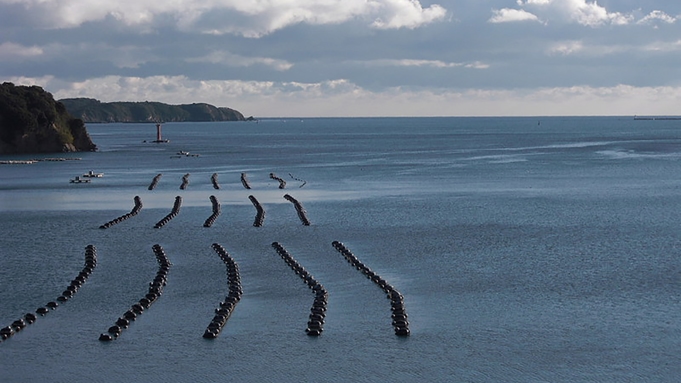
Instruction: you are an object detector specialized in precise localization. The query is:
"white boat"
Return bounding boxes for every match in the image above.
[82,170,104,178]
[174,151,200,157]
[70,176,91,183]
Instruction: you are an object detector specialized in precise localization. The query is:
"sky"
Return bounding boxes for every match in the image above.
[1,0,681,117]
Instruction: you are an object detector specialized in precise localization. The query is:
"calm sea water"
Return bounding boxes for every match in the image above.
[0,117,679,382]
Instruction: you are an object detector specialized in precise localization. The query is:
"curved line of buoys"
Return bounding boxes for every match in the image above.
[271,242,328,336]
[203,243,243,339]
[248,195,265,227]
[203,195,221,228]
[99,244,171,341]
[240,172,251,189]
[154,196,182,228]
[211,173,220,190]
[180,173,190,190]
[148,173,162,190]
[331,241,410,336]
[288,173,307,188]
[269,172,286,189]
[283,194,311,226]
[1,245,96,343]
[99,196,143,229]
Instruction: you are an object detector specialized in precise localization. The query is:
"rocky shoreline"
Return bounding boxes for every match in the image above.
[0,83,97,154]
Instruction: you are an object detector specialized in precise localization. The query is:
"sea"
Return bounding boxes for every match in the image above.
[0,117,679,382]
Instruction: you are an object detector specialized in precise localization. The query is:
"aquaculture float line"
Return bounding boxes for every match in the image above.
[1,157,81,164]
[269,172,287,189]
[1,245,97,343]
[288,173,307,188]
[154,196,182,228]
[1,157,82,164]
[180,173,190,190]
[203,195,221,228]
[271,242,328,336]
[203,243,243,339]
[331,241,410,336]
[283,194,311,226]
[148,173,162,190]
[248,195,265,227]
[240,172,251,189]
[99,244,171,341]
[211,173,220,190]
[99,196,143,229]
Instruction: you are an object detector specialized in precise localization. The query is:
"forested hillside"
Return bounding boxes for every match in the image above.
[60,98,246,123]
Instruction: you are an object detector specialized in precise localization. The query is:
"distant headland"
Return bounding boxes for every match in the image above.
[0,82,97,154]
[59,98,249,123]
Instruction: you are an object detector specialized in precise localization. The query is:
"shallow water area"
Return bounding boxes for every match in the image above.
[1,117,680,382]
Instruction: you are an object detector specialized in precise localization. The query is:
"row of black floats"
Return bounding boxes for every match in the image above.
[203,195,221,228]
[248,195,266,227]
[100,196,143,229]
[331,241,410,336]
[288,173,307,188]
[271,242,328,336]
[154,196,182,228]
[99,244,171,341]
[283,194,311,226]
[269,172,287,189]
[148,173,162,190]
[149,172,304,191]
[1,245,97,343]
[203,243,243,339]
[211,173,220,189]
[240,172,251,189]
[179,173,190,190]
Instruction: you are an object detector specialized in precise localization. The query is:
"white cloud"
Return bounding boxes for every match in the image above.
[637,10,676,25]
[6,75,681,117]
[186,51,293,71]
[0,42,43,60]
[0,42,153,68]
[0,0,446,36]
[517,0,551,4]
[546,39,681,56]
[488,8,540,23]
[512,0,634,27]
[358,59,489,69]
[642,40,681,52]
[369,0,447,29]
[465,61,491,69]
[547,40,583,55]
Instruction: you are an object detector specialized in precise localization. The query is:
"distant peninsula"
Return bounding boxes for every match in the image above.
[60,98,247,123]
[0,82,97,154]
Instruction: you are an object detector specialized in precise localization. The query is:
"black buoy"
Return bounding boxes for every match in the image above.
[24,313,37,324]
[99,333,114,341]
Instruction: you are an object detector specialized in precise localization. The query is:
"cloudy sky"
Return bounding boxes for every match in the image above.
[1,0,680,117]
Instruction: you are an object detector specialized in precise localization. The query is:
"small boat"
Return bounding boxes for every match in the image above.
[174,151,200,158]
[82,170,104,178]
[70,176,91,183]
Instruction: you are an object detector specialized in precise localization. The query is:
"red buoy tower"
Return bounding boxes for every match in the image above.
[152,123,169,143]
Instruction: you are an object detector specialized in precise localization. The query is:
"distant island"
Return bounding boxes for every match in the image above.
[0,82,97,154]
[60,98,248,123]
